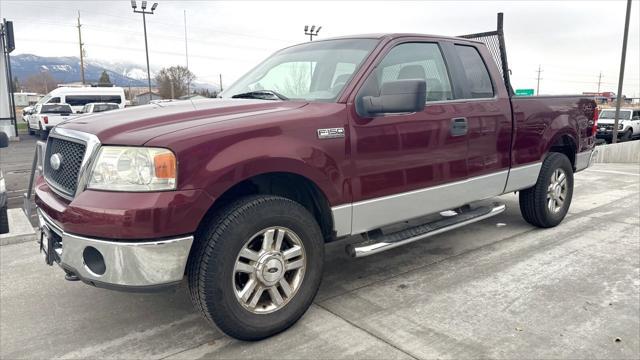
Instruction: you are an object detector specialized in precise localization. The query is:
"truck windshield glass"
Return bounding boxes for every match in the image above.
[221,39,378,102]
[599,110,631,120]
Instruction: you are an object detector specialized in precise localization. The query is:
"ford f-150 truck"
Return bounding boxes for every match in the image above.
[33,29,598,340]
[27,103,78,140]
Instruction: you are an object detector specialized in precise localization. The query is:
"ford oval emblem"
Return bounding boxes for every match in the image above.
[50,153,63,171]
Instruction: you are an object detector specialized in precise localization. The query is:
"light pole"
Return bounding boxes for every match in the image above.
[131,0,158,97]
[304,25,321,41]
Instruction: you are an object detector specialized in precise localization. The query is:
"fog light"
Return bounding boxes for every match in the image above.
[83,246,106,276]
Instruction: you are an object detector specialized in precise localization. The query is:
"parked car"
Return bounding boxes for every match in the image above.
[0,131,8,234]
[596,108,640,142]
[37,86,125,113]
[33,32,597,340]
[27,103,78,139]
[21,106,34,122]
[78,102,120,115]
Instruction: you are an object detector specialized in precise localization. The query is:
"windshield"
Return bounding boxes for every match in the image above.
[599,110,631,120]
[221,39,378,102]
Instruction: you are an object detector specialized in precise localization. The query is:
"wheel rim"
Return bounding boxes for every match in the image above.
[232,227,306,314]
[546,168,568,214]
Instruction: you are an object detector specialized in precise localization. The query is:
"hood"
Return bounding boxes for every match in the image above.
[58,99,308,145]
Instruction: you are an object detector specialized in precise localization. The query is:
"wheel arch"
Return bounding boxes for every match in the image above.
[545,131,578,170]
[197,171,337,244]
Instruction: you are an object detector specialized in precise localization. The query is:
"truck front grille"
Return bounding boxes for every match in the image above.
[44,137,87,198]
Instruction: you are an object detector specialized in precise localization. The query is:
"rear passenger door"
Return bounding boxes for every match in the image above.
[347,40,469,234]
[446,42,512,182]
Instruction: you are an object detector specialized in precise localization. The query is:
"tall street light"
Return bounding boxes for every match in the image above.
[304,25,321,41]
[131,0,158,97]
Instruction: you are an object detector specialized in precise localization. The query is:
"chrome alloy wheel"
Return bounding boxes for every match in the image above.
[233,227,306,314]
[547,168,568,213]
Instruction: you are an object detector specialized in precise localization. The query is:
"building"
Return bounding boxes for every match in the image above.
[13,92,43,107]
[134,91,162,105]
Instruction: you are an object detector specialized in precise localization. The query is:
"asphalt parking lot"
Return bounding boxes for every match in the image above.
[0,137,638,358]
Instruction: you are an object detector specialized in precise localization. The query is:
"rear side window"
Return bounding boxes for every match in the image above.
[41,104,72,114]
[66,95,122,106]
[455,45,494,99]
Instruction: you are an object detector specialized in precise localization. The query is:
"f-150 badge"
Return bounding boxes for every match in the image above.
[317,128,345,139]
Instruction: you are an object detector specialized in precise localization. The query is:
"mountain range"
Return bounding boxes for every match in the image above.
[10,54,218,91]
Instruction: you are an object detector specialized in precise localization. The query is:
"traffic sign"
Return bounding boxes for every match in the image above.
[515,89,535,96]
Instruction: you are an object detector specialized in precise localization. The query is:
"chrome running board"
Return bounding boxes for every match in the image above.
[346,203,506,258]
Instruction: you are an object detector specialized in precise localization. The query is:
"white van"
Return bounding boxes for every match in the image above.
[38,87,126,113]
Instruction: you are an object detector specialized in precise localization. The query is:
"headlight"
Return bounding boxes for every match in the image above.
[87,146,177,191]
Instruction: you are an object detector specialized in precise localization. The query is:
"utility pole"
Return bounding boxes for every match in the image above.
[597,71,603,93]
[535,64,543,96]
[184,10,190,94]
[612,0,632,144]
[304,25,321,41]
[77,11,85,85]
[219,74,223,92]
[131,1,158,98]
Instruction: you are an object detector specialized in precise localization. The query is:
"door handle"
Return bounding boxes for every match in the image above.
[450,117,468,136]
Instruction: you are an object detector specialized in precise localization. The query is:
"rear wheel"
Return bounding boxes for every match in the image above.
[188,195,324,340]
[38,125,48,140]
[0,205,8,235]
[519,153,574,228]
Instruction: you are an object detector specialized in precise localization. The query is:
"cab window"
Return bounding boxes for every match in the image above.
[358,42,453,105]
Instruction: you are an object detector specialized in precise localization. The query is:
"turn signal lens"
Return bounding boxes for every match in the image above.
[154,152,176,179]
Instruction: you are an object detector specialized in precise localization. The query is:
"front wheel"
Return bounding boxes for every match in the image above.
[621,129,633,142]
[519,153,574,228]
[187,195,324,340]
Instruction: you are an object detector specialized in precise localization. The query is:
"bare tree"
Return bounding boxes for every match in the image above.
[155,65,196,99]
[23,72,57,94]
[282,63,310,97]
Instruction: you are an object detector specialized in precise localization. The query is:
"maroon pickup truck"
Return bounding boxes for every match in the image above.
[34,29,598,340]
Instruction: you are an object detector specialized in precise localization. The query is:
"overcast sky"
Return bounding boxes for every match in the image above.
[1,0,639,96]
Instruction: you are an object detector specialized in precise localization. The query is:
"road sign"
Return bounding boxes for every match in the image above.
[515,89,535,96]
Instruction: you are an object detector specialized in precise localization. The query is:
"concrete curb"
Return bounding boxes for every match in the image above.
[0,208,37,246]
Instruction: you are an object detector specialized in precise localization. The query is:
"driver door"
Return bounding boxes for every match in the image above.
[347,41,469,234]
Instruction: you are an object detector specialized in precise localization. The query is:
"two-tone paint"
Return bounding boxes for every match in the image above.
[35,33,597,243]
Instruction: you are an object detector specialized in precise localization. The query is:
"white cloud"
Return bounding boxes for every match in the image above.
[1,0,638,96]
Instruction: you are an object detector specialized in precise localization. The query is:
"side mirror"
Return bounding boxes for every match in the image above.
[0,132,9,148]
[361,79,426,116]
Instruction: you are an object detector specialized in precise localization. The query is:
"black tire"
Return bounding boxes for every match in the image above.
[0,206,8,235]
[621,129,633,142]
[519,152,574,228]
[187,195,324,340]
[39,129,48,140]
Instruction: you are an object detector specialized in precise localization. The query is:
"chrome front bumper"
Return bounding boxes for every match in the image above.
[37,208,193,290]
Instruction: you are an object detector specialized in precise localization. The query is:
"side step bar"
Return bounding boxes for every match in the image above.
[346,203,506,258]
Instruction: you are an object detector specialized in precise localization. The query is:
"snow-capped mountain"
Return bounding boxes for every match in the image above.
[10,54,219,91]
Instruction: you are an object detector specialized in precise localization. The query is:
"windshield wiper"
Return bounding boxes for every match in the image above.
[231,90,289,101]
